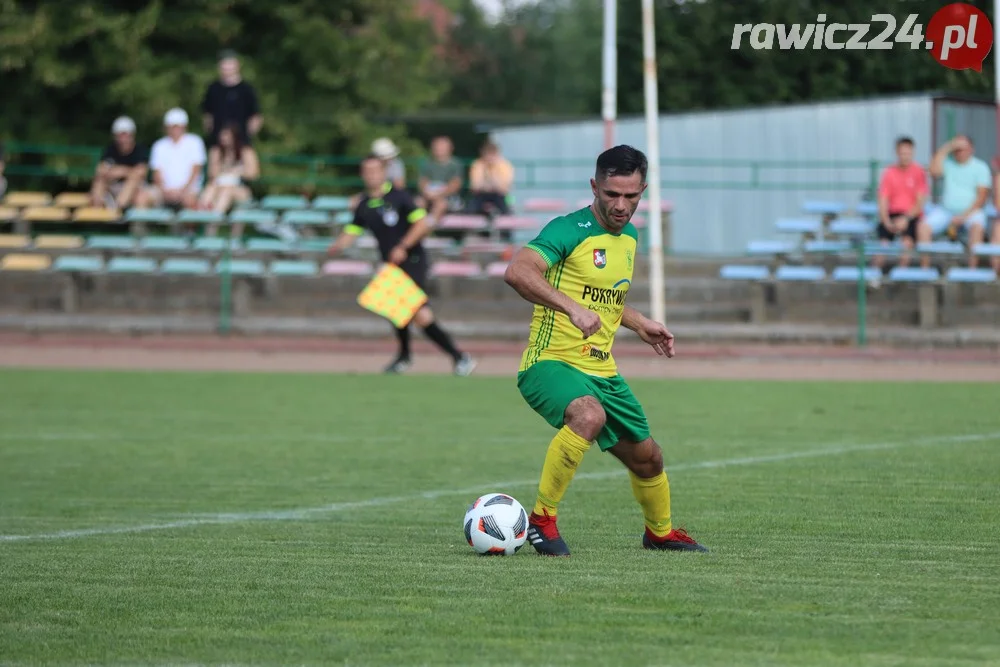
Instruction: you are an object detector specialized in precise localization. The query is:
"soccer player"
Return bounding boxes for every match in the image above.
[328,155,477,376]
[503,145,707,556]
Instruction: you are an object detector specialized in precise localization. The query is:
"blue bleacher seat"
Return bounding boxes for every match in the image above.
[282,210,329,226]
[125,208,174,224]
[746,240,795,255]
[87,235,135,250]
[139,236,189,251]
[889,266,939,282]
[161,258,211,275]
[832,266,882,282]
[985,203,997,218]
[855,201,879,217]
[261,195,309,211]
[334,211,354,225]
[719,265,769,281]
[246,238,294,253]
[107,256,156,273]
[312,196,352,211]
[216,259,264,276]
[297,238,335,252]
[802,200,846,216]
[916,241,965,256]
[53,255,104,273]
[229,209,277,225]
[270,260,319,276]
[864,242,904,257]
[804,240,850,254]
[176,210,225,225]
[775,265,826,281]
[974,243,1000,257]
[194,237,243,253]
[775,218,821,234]
[945,267,996,283]
[828,218,874,237]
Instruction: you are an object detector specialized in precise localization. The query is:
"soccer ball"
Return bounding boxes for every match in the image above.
[462,493,528,555]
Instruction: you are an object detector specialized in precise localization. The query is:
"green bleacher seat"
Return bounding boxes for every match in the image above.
[87,235,136,250]
[139,236,189,251]
[229,209,277,225]
[161,258,211,275]
[125,208,175,223]
[246,238,294,253]
[297,238,335,252]
[53,255,104,273]
[270,260,318,276]
[312,196,352,211]
[216,259,264,276]
[193,237,243,253]
[282,210,329,226]
[107,256,157,273]
[176,210,225,225]
[334,211,353,225]
[261,195,309,210]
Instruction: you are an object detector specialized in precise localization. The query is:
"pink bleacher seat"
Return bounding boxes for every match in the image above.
[523,198,568,213]
[575,198,592,208]
[438,214,487,231]
[631,214,647,228]
[486,261,509,278]
[461,240,510,254]
[321,260,373,276]
[494,215,539,231]
[431,261,482,278]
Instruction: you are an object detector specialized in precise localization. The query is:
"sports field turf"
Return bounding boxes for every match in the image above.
[1,369,998,666]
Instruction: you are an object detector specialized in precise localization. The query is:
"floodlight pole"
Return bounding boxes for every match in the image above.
[602,0,617,149]
[641,0,665,325]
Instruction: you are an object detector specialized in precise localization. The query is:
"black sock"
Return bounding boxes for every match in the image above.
[394,326,411,360]
[423,322,462,361]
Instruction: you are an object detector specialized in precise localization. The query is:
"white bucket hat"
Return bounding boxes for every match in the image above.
[371,137,400,159]
[111,116,136,134]
[163,108,189,127]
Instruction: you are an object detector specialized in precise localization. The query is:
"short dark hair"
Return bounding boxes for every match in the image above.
[896,136,914,148]
[218,49,238,62]
[595,145,648,183]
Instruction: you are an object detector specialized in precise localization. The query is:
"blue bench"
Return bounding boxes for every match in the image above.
[261,195,309,211]
[864,242,905,257]
[176,210,225,225]
[161,258,211,275]
[87,235,136,250]
[974,243,1000,257]
[139,236,189,251]
[719,265,769,281]
[775,265,826,281]
[125,208,174,224]
[916,241,965,256]
[945,267,996,283]
[246,238,295,253]
[312,196,352,211]
[193,237,243,253]
[746,240,795,256]
[270,260,319,276]
[855,201,878,217]
[230,209,278,226]
[775,218,821,235]
[804,239,851,254]
[802,200,846,216]
[216,259,264,276]
[831,266,882,282]
[828,218,874,237]
[282,210,329,226]
[53,255,104,273]
[107,256,157,273]
[889,266,940,282]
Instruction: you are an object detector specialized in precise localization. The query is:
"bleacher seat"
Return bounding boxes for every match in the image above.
[87,235,136,250]
[216,259,264,276]
[431,261,482,278]
[973,243,1000,257]
[775,265,826,281]
[22,206,70,222]
[53,192,91,209]
[322,260,373,276]
[575,198,592,208]
[193,237,242,253]
[312,196,352,211]
[889,266,939,282]
[107,256,156,273]
[916,241,965,256]
[855,201,879,217]
[246,238,294,253]
[1,253,51,271]
[828,218,874,236]
[282,210,329,226]
[53,255,104,273]
[864,242,904,257]
[229,209,277,225]
[139,236,189,251]
[73,207,120,223]
[0,234,29,249]
[423,237,453,250]
[438,214,488,231]
[945,267,996,283]
[775,218,821,234]
[631,215,647,228]
[125,208,175,224]
[747,240,795,256]
[35,235,84,250]
[719,265,769,281]
[354,236,377,249]
[161,258,211,275]
[3,192,51,207]
[523,198,568,213]
[637,199,672,213]
[831,266,882,282]
[461,240,510,255]
[494,215,539,231]
[804,239,850,254]
[270,259,318,276]
[802,200,845,216]
[486,261,509,278]
[0,206,18,222]
[296,238,334,253]
[334,211,353,225]
[261,195,309,210]
[176,209,224,225]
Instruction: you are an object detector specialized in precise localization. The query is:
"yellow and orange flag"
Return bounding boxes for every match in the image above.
[357,264,428,328]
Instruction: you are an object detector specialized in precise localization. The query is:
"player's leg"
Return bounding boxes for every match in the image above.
[385,324,412,374]
[517,361,603,556]
[601,376,707,552]
[411,305,476,375]
[965,211,987,268]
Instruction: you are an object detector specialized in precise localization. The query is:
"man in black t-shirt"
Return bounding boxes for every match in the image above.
[90,116,149,209]
[328,155,477,376]
[201,51,262,147]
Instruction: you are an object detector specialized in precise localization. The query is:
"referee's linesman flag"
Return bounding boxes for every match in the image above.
[357,264,428,328]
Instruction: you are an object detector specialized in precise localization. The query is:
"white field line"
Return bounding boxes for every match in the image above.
[1,431,998,543]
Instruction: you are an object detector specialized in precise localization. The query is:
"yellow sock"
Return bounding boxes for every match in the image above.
[533,426,592,517]
[630,471,672,537]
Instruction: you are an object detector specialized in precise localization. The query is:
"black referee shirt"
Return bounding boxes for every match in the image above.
[346,183,428,262]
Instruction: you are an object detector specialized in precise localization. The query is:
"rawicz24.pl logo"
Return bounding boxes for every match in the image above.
[731,3,993,72]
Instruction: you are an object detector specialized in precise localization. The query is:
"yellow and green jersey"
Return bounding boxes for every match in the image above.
[519,206,638,378]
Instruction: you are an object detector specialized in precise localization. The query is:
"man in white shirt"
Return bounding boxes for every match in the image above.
[136,108,207,209]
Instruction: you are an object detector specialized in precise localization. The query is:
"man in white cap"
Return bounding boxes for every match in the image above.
[372,137,407,190]
[89,116,149,209]
[136,108,207,210]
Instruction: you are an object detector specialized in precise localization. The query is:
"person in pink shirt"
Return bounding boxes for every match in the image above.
[874,136,928,269]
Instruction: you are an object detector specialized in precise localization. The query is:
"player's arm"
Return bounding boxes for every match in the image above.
[504,247,599,337]
[328,210,365,256]
[395,198,431,252]
[621,306,675,358]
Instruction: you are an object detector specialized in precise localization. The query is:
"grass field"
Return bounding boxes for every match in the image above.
[1,368,999,666]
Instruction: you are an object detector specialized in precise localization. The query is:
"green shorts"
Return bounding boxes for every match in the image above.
[517,360,651,451]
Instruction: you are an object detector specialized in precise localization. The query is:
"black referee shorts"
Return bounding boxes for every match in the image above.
[398,253,429,292]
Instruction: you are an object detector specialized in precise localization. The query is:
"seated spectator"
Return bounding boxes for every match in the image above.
[202,50,262,147]
[198,123,259,237]
[89,116,148,209]
[349,138,407,211]
[417,136,464,225]
[136,108,207,211]
[924,135,991,268]
[873,136,927,271]
[468,141,514,216]
[0,141,6,198]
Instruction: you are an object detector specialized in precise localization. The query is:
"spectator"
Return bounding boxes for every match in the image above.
[468,141,514,216]
[201,50,262,148]
[925,134,991,268]
[372,137,407,190]
[198,123,259,237]
[89,116,148,210]
[417,136,464,225]
[873,136,927,271]
[135,108,206,211]
[0,141,6,199]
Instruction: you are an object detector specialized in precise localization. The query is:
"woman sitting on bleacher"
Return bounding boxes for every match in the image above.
[199,123,259,236]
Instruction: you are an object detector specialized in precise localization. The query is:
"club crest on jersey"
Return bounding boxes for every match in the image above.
[593,249,607,268]
[383,207,399,227]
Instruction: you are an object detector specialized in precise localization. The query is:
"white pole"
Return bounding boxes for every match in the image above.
[602,0,617,149]
[641,0,665,325]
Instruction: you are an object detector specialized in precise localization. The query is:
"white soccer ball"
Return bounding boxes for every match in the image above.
[462,492,528,556]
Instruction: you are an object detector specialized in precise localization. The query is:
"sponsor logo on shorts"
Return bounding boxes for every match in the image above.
[581,343,611,361]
